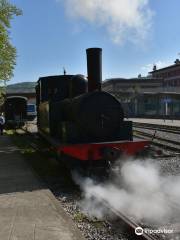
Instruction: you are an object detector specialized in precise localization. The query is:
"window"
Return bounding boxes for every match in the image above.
[27,104,36,112]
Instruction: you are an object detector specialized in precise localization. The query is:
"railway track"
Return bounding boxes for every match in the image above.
[95,192,180,240]
[133,122,180,153]
[134,129,180,153]
[95,194,158,240]
[133,122,180,135]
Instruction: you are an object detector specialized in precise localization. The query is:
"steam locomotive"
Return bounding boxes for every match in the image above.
[36,48,149,169]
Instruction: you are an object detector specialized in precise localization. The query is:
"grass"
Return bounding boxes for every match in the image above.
[5,129,15,135]
[73,211,105,229]
[91,220,104,228]
[73,212,87,222]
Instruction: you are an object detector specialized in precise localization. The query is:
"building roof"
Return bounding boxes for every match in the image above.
[103,77,163,85]
[149,62,180,74]
[139,92,180,96]
[6,82,36,94]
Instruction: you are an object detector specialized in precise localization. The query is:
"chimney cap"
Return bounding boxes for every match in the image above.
[86,48,102,52]
[174,59,180,64]
[153,64,157,71]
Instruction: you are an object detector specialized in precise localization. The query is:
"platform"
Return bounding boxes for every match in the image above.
[0,136,85,240]
[129,118,180,127]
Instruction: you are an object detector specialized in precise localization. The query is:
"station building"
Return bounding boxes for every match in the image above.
[4,82,37,120]
[6,82,36,104]
[150,59,180,91]
[102,59,180,119]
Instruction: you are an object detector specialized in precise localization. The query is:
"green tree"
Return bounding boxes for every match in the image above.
[0,0,22,82]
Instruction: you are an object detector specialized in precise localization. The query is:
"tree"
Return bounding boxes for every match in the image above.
[0,0,22,82]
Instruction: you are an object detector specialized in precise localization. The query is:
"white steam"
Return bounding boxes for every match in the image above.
[59,0,153,44]
[74,159,180,225]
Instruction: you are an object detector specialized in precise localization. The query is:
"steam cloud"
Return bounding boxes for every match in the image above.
[59,0,153,44]
[74,159,180,225]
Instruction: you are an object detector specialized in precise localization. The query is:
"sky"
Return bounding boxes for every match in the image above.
[8,0,180,84]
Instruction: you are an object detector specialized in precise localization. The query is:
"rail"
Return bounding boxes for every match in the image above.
[94,194,158,240]
[133,122,180,153]
[133,122,180,135]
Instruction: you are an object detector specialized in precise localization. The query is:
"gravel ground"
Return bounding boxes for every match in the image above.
[53,190,130,240]
[158,156,180,176]
[154,152,180,239]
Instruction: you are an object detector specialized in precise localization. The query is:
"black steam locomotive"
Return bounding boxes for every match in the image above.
[36,48,149,168]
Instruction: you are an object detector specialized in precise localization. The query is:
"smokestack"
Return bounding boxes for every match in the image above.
[86,48,102,92]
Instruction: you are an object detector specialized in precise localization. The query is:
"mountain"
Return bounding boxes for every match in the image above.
[6,82,36,94]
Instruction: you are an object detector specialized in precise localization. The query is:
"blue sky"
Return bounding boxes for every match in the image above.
[9,0,180,84]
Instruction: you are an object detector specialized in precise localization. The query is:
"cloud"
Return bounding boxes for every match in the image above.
[59,0,154,45]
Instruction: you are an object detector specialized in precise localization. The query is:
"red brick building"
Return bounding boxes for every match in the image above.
[149,59,180,91]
